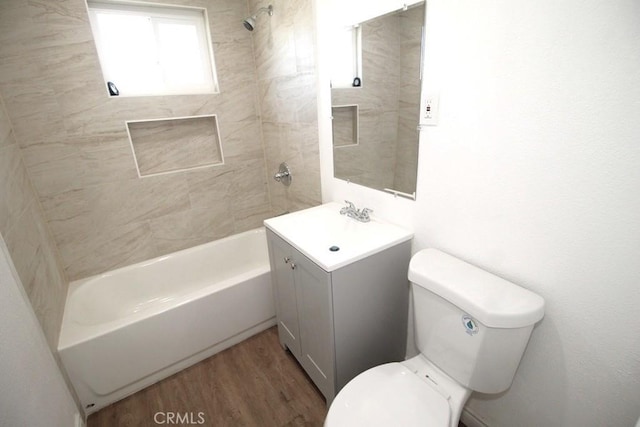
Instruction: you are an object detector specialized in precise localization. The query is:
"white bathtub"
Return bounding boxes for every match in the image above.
[58,228,275,415]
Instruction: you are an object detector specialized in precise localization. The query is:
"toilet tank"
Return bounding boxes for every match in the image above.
[408,249,544,394]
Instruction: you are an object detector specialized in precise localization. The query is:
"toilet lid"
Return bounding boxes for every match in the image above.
[325,363,451,427]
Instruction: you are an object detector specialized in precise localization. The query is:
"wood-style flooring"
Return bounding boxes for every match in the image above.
[88,326,469,427]
[88,327,327,427]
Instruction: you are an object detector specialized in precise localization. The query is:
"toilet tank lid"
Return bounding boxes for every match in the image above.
[408,248,545,328]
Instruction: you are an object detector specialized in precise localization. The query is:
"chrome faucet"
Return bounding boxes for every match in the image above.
[339,200,373,223]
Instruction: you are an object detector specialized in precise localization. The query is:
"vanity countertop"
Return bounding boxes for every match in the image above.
[264,202,413,272]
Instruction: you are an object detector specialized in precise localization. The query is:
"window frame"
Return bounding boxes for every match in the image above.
[87,0,220,97]
[330,24,362,89]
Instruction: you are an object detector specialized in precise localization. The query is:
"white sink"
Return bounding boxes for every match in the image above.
[264,202,413,272]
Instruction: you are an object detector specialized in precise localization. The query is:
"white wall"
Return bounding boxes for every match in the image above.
[316,0,640,426]
[0,235,80,427]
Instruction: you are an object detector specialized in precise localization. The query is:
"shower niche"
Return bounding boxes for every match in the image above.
[331,104,359,147]
[126,115,223,177]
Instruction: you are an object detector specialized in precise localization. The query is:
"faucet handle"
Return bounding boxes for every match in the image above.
[360,207,373,221]
[340,200,356,216]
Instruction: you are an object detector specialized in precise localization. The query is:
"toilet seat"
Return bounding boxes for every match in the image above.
[324,363,451,427]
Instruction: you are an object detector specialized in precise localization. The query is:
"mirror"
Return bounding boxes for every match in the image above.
[330,2,425,199]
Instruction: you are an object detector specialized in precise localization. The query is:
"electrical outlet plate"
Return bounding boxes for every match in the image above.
[420,92,439,126]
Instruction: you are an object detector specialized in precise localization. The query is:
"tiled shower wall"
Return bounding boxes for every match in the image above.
[250,0,322,214]
[0,0,319,283]
[0,93,67,350]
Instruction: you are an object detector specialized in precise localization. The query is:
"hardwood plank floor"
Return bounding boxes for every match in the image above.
[88,326,469,427]
[88,327,327,427]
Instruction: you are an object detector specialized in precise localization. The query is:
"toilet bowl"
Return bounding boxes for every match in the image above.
[325,248,545,427]
[325,355,470,427]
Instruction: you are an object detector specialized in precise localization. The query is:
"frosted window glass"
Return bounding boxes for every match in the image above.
[88,2,218,97]
[95,13,164,94]
[330,26,361,88]
[157,21,209,90]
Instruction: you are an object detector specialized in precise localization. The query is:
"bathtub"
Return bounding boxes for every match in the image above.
[58,228,275,415]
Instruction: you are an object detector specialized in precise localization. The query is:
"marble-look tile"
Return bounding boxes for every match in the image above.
[219,120,265,161]
[44,41,104,96]
[27,243,66,349]
[0,49,46,86]
[21,135,138,197]
[230,158,270,212]
[149,205,235,255]
[292,73,319,124]
[0,3,37,59]
[332,106,358,147]
[3,199,43,296]
[0,0,90,56]
[263,121,320,213]
[0,82,67,147]
[26,0,94,50]
[205,86,260,123]
[20,143,77,197]
[148,210,212,255]
[260,120,281,150]
[188,153,270,216]
[214,40,261,90]
[15,198,67,348]
[190,205,235,239]
[254,0,321,215]
[259,73,318,124]
[233,203,273,232]
[202,0,243,14]
[251,0,298,81]
[62,175,191,231]
[129,116,222,176]
[41,173,192,278]
[0,145,36,236]
[62,220,157,280]
[208,7,253,45]
[292,0,317,74]
[186,165,235,211]
[158,94,213,119]
[0,99,14,149]
[61,97,129,138]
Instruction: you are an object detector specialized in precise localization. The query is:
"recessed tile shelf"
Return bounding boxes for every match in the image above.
[127,115,223,177]
[331,105,359,147]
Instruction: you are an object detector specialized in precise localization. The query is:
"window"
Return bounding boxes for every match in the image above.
[88,1,219,97]
[329,25,362,88]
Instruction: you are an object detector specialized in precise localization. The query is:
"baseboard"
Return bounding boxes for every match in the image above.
[461,408,489,427]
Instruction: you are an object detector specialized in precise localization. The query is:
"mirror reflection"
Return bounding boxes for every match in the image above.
[330,2,425,199]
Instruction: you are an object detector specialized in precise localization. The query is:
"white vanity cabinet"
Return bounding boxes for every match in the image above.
[264,203,413,404]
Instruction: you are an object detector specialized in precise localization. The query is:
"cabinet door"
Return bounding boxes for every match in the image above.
[267,232,301,358]
[294,250,335,401]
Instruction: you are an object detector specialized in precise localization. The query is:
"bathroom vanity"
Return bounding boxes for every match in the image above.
[264,202,413,403]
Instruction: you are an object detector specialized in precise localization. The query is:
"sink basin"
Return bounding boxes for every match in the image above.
[264,202,413,271]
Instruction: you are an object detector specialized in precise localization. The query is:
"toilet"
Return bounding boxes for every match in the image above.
[325,248,545,427]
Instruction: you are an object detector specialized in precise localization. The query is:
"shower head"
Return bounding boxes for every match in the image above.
[242,5,273,31]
